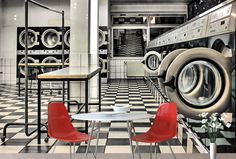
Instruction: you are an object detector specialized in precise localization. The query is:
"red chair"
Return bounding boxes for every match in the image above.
[131,102,177,159]
[48,102,93,159]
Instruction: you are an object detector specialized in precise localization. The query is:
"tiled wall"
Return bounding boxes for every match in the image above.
[110,58,143,79]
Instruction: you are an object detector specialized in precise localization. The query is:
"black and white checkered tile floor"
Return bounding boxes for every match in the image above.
[0,80,203,153]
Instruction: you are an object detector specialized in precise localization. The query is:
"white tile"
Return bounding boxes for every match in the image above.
[105,146,131,153]
[11,132,37,139]
[0,146,24,153]
[49,145,79,153]
[0,127,23,133]
[108,132,129,138]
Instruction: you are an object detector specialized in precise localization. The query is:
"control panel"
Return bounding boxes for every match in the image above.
[147,1,235,49]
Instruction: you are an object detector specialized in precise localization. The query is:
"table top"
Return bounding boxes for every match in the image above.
[37,66,101,80]
[18,63,69,67]
[71,112,154,121]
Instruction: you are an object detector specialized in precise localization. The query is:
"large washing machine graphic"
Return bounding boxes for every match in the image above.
[163,48,231,118]
[18,29,40,49]
[142,51,162,74]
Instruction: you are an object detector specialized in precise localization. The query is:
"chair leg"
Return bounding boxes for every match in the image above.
[150,143,152,159]
[94,121,101,159]
[73,142,76,159]
[127,121,135,159]
[155,143,157,159]
[70,142,72,159]
[167,141,176,159]
[130,121,141,159]
[51,140,57,153]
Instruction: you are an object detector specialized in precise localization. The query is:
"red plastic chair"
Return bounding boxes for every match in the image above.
[48,102,93,159]
[131,102,177,159]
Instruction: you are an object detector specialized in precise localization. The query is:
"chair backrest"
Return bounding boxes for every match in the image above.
[148,102,177,138]
[48,102,75,139]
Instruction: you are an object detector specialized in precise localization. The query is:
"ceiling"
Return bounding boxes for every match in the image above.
[110,0,191,4]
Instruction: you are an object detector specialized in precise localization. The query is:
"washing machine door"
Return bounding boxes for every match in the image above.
[157,49,187,95]
[164,48,231,118]
[41,56,59,73]
[41,29,61,48]
[19,29,39,48]
[98,29,105,47]
[64,29,70,47]
[142,51,162,74]
[19,57,38,76]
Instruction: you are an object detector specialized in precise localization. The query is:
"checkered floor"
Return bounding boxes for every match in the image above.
[0,80,198,153]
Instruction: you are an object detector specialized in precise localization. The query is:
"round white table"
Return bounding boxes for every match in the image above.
[71,112,154,159]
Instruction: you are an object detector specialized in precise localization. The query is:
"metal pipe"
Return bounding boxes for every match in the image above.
[61,11,65,102]
[28,0,62,14]
[24,0,29,135]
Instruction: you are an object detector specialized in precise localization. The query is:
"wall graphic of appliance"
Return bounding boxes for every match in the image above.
[99,26,108,83]
[142,51,162,74]
[17,26,70,79]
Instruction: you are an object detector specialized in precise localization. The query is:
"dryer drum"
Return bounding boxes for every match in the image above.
[98,29,106,47]
[64,29,70,47]
[19,29,39,48]
[19,57,37,76]
[164,48,231,118]
[142,51,161,74]
[41,56,59,73]
[41,29,61,48]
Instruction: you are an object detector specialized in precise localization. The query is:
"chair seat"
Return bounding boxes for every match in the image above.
[50,131,94,143]
[131,131,174,143]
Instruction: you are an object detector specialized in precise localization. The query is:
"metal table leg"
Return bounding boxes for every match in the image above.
[127,121,135,159]
[85,121,96,159]
[37,79,41,144]
[85,80,88,133]
[98,71,101,112]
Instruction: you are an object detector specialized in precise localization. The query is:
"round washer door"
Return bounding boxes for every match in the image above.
[98,29,105,47]
[143,51,162,74]
[164,48,231,118]
[99,57,106,73]
[157,49,187,95]
[41,56,59,73]
[19,57,37,76]
[41,29,61,48]
[64,29,70,47]
[19,29,39,48]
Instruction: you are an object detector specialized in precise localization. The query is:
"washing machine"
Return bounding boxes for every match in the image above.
[142,51,162,74]
[17,56,39,78]
[17,27,41,50]
[41,56,61,73]
[163,47,231,118]
[157,49,187,95]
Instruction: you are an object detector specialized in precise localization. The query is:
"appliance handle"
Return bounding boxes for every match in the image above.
[163,76,176,89]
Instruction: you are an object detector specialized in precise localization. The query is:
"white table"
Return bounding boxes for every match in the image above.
[72,112,153,159]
